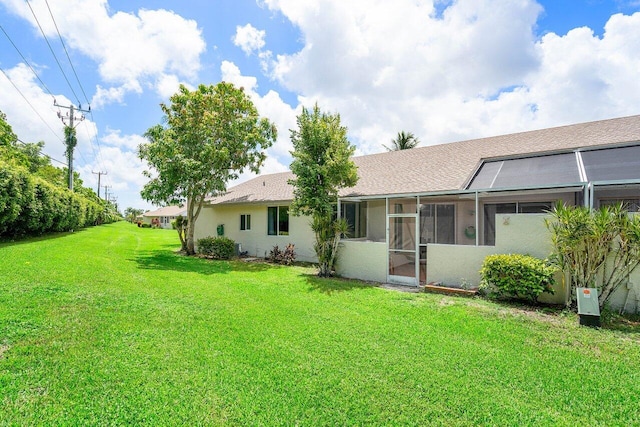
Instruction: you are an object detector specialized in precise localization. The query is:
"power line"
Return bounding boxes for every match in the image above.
[0,66,63,143]
[25,0,81,105]
[4,3,107,192]
[92,170,107,198]
[16,137,67,166]
[55,100,89,190]
[0,23,55,100]
[12,2,107,177]
[43,0,90,105]
[42,0,108,175]
[86,111,106,168]
[1,20,95,170]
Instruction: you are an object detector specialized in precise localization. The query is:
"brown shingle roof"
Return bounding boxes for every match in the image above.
[207,114,640,205]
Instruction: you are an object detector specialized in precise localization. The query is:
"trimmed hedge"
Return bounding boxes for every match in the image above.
[197,236,236,260]
[0,161,118,238]
[480,253,556,303]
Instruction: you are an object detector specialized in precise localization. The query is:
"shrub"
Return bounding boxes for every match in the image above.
[140,223,151,228]
[480,254,556,303]
[546,202,640,310]
[268,243,296,265]
[197,236,235,260]
[0,161,116,238]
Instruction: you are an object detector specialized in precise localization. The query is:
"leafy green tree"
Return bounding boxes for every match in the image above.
[124,207,144,223]
[138,83,276,254]
[0,110,17,148]
[383,131,420,151]
[0,111,47,172]
[289,104,358,277]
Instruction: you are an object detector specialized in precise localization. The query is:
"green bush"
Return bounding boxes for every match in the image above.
[197,236,236,260]
[0,161,117,238]
[480,254,556,303]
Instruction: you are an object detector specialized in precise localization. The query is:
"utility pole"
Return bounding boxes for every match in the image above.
[55,100,90,191]
[110,196,118,213]
[92,171,107,198]
[103,185,111,202]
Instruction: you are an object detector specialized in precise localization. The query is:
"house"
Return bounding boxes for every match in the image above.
[142,205,187,229]
[193,115,640,311]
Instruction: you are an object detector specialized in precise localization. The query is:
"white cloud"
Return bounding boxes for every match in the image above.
[0,63,74,160]
[91,84,135,109]
[259,0,640,152]
[101,129,147,151]
[233,23,266,55]
[0,62,149,210]
[1,0,206,106]
[220,61,296,182]
[155,74,185,100]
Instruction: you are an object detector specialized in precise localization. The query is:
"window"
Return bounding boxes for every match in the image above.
[268,206,289,235]
[419,204,455,244]
[341,202,367,238]
[240,214,251,231]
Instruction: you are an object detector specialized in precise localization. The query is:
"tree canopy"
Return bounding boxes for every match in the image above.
[138,82,277,254]
[384,131,420,151]
[289,104,358,218]
[288,104,358,276]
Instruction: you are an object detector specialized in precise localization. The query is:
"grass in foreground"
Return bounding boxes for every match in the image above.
[1,222,639,425]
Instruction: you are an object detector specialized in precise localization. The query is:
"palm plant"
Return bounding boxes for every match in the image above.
[384,131,420,151]
[546,201,640,309]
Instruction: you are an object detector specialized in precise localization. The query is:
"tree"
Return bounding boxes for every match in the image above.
[1,111,47,172]
[124,207,144,223]
[383,131,420,151]
[138,83,276,254]
[289,104,358,277]
[0,110,17,148]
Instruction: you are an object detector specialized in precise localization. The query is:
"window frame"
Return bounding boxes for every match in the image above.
[267,206,289,236]
[240,214,251,231]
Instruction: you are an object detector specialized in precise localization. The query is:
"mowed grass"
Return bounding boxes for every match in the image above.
[1,222,639,425]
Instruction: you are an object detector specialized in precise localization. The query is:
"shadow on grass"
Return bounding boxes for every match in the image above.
[132,251,283,275]
[132,250,230,275]
[304,273,375,295]
[231,260,282,273]
[0,228,88,248]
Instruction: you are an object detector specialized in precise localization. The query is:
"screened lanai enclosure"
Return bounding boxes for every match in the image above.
[338,142,640,286]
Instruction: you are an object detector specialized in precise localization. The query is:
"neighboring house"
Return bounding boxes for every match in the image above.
[142,205,187,229]
[193,115,640,311]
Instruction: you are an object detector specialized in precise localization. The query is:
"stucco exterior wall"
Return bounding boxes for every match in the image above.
[427,213,639,310]
[336,240,387,282]
[427,214,564,304]
[194,204,318,262]
[367,200,386,242]
[426,244,496,288]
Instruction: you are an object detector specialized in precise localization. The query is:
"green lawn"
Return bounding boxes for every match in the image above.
[1,222,639,425]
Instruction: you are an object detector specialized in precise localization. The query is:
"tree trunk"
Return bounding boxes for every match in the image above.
[186,224,195,254]
[185,194,204,256]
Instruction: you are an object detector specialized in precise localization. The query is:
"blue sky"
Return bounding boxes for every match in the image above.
[1,0,639,211]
